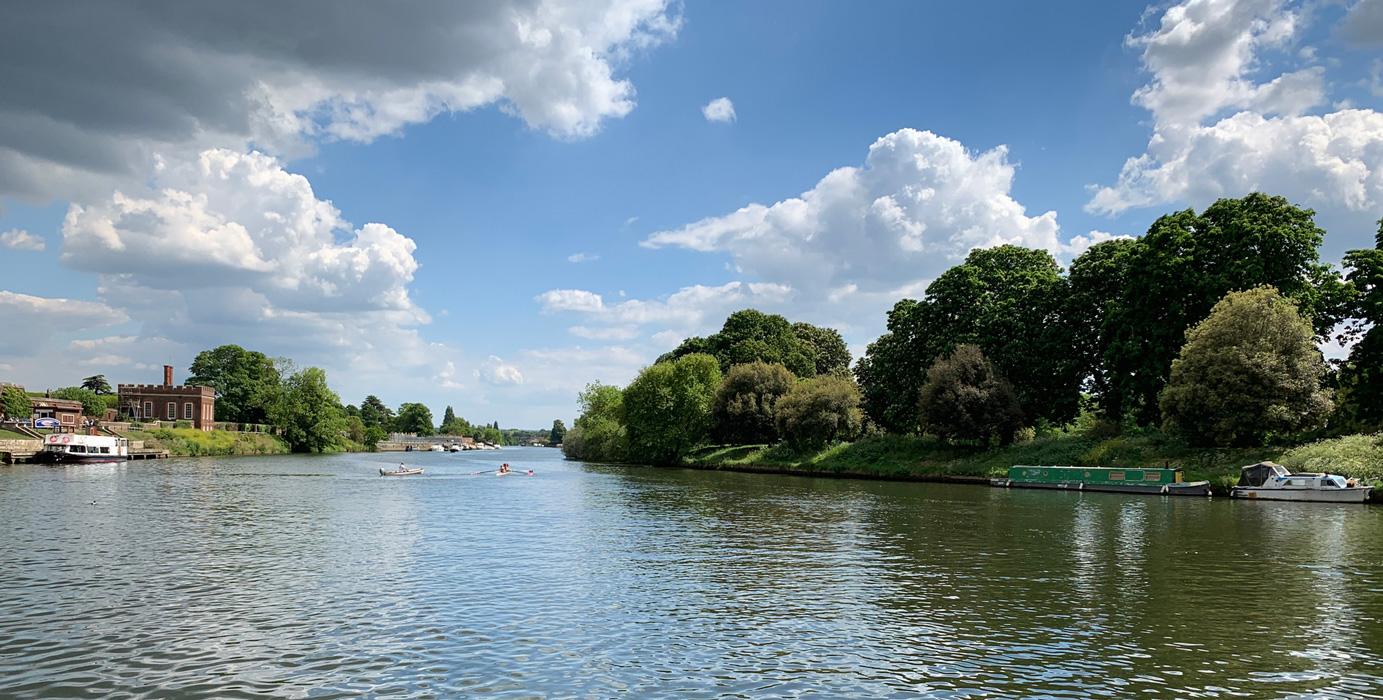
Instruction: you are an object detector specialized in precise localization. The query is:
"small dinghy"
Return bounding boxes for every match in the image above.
[380,467,424,476]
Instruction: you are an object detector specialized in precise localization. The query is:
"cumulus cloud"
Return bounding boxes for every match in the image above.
[1089,0,1383,243]
[0,291,128,355]
[702,97,736,123]
[477,355,524,386]
[643,129,1066,298]
[0,229,43,251]
[538,281,793,335]
[0,2,681,204]
[567,252,599,262]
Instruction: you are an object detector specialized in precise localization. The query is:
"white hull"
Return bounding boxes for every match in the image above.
[1230,487,1371,503]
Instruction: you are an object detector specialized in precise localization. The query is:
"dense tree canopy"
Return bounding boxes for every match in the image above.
[359,395,393,429]
[1062,238,1138,416]
[659,309,818,378]
[711,361,797,445]
[188,345,282,424]
[775,375,863,451]
[624,353,721,465]
[917,345,1024,445]
[1340,220,1383,429]
[793,323,851,377]
[563,382,628,462]
[80,375,112,395]
[549,419,566,445]
[1159,287,1333,447]
[394,403,435,436]
[1,386,31,419]
[270,367,347,453]
[52,387,107,417]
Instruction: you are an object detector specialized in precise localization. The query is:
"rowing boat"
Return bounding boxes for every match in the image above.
[380,467,424,476]
[497,470,512,477]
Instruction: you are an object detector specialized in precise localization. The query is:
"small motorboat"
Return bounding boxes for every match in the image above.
[1230,462,1372,503]
[380,467,424,476]
[428,444,445,452]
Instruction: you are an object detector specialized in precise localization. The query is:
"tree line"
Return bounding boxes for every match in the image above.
[564,194,1383,462]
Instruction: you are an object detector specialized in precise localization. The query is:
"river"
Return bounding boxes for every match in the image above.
[1,447,1381,699]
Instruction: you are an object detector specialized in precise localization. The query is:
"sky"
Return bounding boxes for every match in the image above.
[2,0,1382,428]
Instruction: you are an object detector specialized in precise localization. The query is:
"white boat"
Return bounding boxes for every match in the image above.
[35,434,130,463]
[1230,462,1373,503]
[381,467,423,476]
[428,444,445,452]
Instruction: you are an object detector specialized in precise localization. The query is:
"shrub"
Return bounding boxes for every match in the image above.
[917,345,1024,445]
[711,361,796,445]
[775,375,864,451]
[1278,434,1383,482]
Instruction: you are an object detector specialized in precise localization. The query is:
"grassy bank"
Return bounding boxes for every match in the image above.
[682,431,1383,494]
[125,428,290,457]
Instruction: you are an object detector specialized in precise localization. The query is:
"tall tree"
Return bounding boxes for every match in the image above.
[1062,238,1138,417]
[1105,194,1350,423]
[917,345,1024,446]
[52,387,105,418]
[711,361,797,445]
[394,403,435,436]
[442,405,456,429]
[624,353,722,465]
[359,395,393,429]
[549,419,566,445]
[270,367,347,453]
[1337,219,1383,428]
[188,345,282,424]
[1159,287,1333,447]
[855,299,936,433]
[774,375,863,451]
[80,375,112,395]
[564,382,628,462]
[1,386,32,420]
[659,309,817,377]
[793,323,852,377]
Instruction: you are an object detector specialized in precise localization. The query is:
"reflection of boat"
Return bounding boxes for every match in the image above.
[1230,462,1372,503]
[993,465,1211,496]
[380,467,424,476]
[34,434,130,463]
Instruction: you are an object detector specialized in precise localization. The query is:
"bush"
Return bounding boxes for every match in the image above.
[625,354,721,465]
[1278,434,1383,482]
[711,361,796,445]
[917,345,1024,445]
[174,420,193,429]
[775,375,863,451]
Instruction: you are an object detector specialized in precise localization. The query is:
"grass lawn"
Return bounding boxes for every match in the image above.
[125,428,290,457]
[0,428,34,441]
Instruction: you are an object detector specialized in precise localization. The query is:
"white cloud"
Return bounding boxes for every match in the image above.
[567,252,600,263]
[1,229,44,251]
[536,289,607,313]
[643,129,1066,298]
[476,355,524,386]
[569,325,641,340]
[0,291,128,355]
[702,97,736,123]
[78,354,134,367]
[1062,230,1136,258]
[0,2,682,204]
[1088,0,1383,240]
[1343,0,1383,45]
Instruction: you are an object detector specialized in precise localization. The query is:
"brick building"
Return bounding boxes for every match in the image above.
[117,365,216,431]
[30,394,84,429]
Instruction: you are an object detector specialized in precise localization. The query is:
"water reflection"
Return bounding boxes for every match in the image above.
[0,451,1381,699]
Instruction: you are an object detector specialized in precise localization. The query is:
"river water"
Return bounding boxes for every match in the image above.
[1,448,1381,699]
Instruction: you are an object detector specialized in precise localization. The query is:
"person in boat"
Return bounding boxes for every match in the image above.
[397,462,407,473]
[499,463,510,474]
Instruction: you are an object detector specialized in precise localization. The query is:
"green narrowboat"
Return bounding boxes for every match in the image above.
[992,465,1211,496]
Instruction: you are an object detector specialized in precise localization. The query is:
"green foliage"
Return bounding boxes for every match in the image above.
[549,419,566,445]
[1063,239,1138,416]
[363,426,387,449]
[793,322,852,377]
[359,395,393,429]
[711,361,796,445]
[345,415,366,444]
[130,428,289,457]
[1160,287,1333,447]
[1,386,31,419]
[270,366,348,453]
[917,345,1025,446]
[624,353,722,465]
[52,386,104,417]
[80,374,112,394]
[442,406,456,428]
[659,309,818,378]
[564,382,628,462]
[1104,194,1349,423]
[774,375,864,451]
[394,403,435,436]
[188,345,282,424]
[1338,220,1383,429]
[1278,434,1383,483]
[857,245,1078,433]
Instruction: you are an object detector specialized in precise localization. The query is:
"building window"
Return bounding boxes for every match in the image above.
[166,402,175,420]
[184,403,193,420]
[62,413,74,424]
[144,401,152,418]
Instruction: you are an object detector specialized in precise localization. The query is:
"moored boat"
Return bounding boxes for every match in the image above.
[1230,462,1372,503]
[993,465,1211,496]
[33,434,130,463]
[380,467,424,476]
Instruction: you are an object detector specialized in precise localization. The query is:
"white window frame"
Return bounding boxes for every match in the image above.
[166,402,176,420]
[184,402,193,420]
[143,401,152,418]
[61,413,74,425]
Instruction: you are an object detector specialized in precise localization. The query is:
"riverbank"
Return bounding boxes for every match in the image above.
[124,428,290,457]
[681,431,1383,496]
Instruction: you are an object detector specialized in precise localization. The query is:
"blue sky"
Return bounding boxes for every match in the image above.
[2,0,1381,427]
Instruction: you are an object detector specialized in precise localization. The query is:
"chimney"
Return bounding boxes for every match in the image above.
[163,365,174,387]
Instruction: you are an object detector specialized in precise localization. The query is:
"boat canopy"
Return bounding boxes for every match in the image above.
[1237,461,1290,487]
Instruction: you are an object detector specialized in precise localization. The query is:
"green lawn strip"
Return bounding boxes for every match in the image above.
[125,428,290,457]
[0,428,35,441]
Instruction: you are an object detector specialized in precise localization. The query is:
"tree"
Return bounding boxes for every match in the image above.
[917,345,1025,445]
[1339,219,1383,428]
[659,309,818,377]
[549,419,566,445]
[442,406,457,430]
[1062,238,1138,417]
[564,382,628,462]
[1,386,31,420]
[359,395,393,429]
[52,387,105,418]
[395,403,435,436]
[624,353,722,465]
[775,375,864,451]
[1105,194,1351,423]
[1159,287,1333,447]
[711,361,796,445]
[270,367,347,453]
[856,245,1079,433]
[80,375,112,395]
[345,415,366,444]
[793,323,852,377]
[363,426,388,450]
[188,345,282,424]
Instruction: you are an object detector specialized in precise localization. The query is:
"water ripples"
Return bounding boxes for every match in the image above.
[2,451,1382,698]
